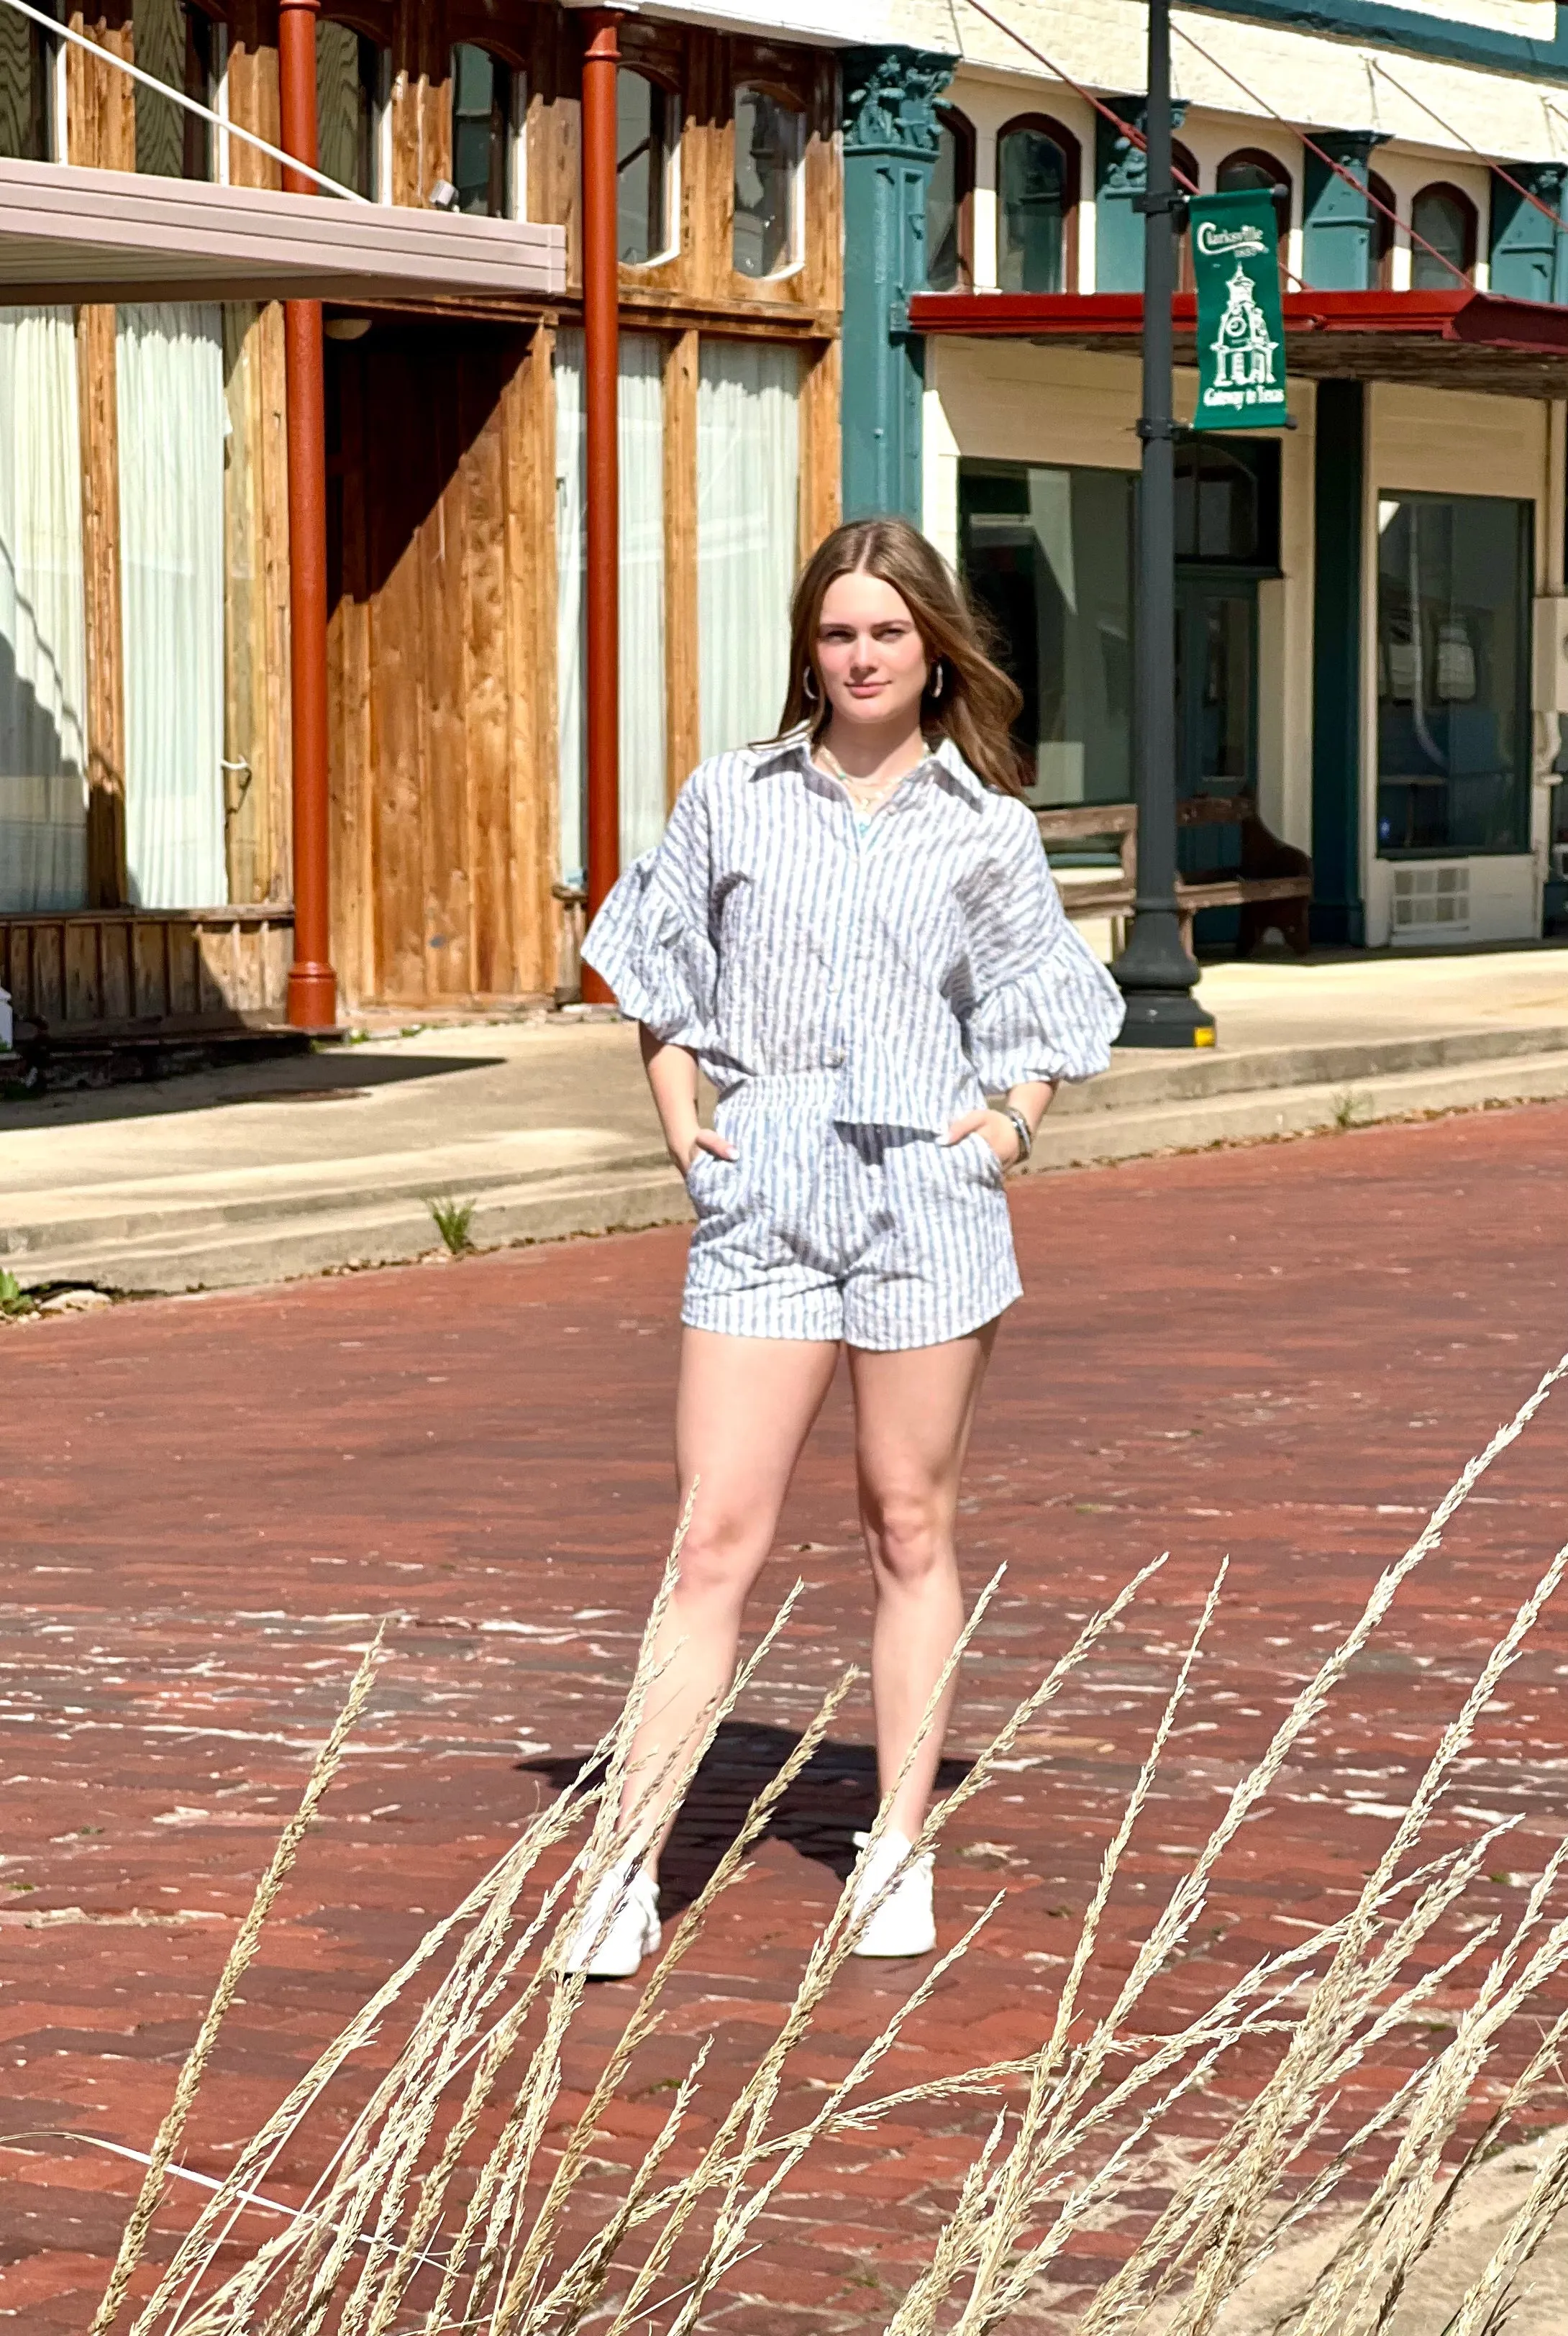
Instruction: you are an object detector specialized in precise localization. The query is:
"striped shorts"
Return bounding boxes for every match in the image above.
[681,1073,1023,1352]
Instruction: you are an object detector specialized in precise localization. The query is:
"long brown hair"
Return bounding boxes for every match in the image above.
[773,517,1026,796]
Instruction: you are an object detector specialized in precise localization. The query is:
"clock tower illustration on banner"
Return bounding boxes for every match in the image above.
[1212,260,1280,391]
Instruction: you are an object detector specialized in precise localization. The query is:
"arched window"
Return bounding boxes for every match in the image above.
[1369,170,1396,291]
[1410,182,1477,288]
[0,1,55,161]
[733,86,803,278]
[450,44,519,218]
[926,106,975,291]
[1173,138,1199,293]
[134,0,222,180]
[317,21,388,201]
[996,114,1080,293]
[618,68,675,265]
[1217,148,1293,284]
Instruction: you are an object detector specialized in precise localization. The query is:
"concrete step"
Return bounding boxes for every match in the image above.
[1029,1043,1568,1170]
[18,1160,688,1295]
[14,1042,1568,1298]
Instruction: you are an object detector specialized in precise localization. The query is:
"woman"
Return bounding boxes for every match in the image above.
[570,517,1123,1977]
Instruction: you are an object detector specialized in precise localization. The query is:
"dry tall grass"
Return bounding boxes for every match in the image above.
[88,1356,1568,2336]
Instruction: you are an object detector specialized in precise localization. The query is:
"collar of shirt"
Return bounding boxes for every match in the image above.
[753,726,991,813]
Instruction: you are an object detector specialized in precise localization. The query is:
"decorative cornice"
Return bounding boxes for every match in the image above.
[841,46,956,162]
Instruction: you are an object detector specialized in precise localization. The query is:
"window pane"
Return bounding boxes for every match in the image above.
[617,71,669,265]
[998,129,1067,294]
[733,87,802,278]
[697,340,801,756]
[0,10,50,161]
[960,462,1135,808]
[1217,158,1282,196]
[452,44,507,217]
[926,121,964,291]
[1376,493,1530,856]
[318,24,382,201]
[1411,191,1469,288]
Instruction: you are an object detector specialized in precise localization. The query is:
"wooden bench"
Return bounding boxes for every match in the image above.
[1036,795,1313,957]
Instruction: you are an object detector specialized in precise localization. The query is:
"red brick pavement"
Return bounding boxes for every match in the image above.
[5,1103,1568,2331]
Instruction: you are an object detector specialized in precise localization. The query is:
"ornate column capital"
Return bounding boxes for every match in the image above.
[841,45,956,162]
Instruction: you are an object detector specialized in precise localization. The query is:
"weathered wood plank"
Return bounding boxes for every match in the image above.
[76,304,125,910]
[798,336,841,567]
[464,347,516,997]
[503,320,558,998]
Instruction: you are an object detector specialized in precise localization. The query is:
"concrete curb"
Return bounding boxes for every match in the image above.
[14,1039,1568,1296]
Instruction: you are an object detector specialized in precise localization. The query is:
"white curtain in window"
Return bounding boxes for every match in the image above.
[554,327,667,881]
[0,309,88,913]
[697,339,800,758]
[117,302,227,909]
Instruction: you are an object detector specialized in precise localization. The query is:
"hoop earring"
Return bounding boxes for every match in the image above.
[929,661,944,703]
[802,667,819,706]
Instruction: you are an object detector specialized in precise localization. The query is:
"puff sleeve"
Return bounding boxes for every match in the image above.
[960,798,1126,1087]
[581,768,717,1049]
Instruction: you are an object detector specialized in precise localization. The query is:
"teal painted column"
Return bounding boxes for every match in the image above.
[840,46,954,522]
[1311,379,1365,946]
[1094,97,1187,292]
[1303,132,1383,289]
[1490,164,1568,303]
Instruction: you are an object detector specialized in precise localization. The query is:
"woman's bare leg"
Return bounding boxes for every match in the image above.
[619,1327,839,1872]
[847,1323,998,1843]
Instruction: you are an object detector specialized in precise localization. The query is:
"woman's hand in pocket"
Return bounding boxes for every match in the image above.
[942,1108,1018,1169]
[681,1128,738,1178]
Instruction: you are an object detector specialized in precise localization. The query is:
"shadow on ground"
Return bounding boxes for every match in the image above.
[521,1720,973,1915]
[0,1049,506,1130]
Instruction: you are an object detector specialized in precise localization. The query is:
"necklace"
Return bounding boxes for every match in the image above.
[815,742,905,813]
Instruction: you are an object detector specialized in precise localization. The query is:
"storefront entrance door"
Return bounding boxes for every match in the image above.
[1175,575,1257,888]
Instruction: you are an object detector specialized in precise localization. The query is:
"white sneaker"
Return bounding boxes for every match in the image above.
[561,1864,661,1979]
[847,1828,936,1958]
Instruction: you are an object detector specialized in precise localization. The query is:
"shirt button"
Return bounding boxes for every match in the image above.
[826,1048,846,1068]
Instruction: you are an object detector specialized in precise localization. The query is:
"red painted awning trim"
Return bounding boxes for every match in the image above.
[907,288,1568,357]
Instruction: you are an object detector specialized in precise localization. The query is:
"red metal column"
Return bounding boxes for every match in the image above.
[580,9,620,1005]
[278,0,337,1030]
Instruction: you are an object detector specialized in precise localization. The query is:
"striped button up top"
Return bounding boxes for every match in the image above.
[583,730,1126,1136]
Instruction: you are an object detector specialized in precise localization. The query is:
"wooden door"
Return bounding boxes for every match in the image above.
[327,320,557,1008]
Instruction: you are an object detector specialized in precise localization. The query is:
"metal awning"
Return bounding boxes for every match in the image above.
[0,155,565,306]
[908,288,1568,396]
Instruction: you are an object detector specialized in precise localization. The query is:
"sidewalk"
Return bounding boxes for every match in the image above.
[4,944,1568,1295]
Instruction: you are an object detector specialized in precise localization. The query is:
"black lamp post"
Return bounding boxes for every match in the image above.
[1111,0,1216,1047]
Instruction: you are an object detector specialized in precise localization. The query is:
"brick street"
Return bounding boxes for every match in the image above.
[5,1103,1568,2332]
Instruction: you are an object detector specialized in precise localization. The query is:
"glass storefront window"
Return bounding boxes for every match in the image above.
[960,462,1135,810]
[733,87,803,278]
[617,70,673,265]
[1376,492,1531,857]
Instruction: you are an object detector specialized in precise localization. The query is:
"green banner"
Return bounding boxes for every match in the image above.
[1190,188,1290,432]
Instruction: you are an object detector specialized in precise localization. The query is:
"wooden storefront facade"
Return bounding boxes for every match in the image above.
[0,0,842,1034]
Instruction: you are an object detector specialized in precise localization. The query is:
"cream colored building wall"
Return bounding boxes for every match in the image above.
[925,338,1314,856]
[894,1,1568,170]
[1363,384,1554,946]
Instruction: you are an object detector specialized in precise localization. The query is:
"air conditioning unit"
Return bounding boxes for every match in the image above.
[1392,863,1469,935]
[1533,596,1568,713]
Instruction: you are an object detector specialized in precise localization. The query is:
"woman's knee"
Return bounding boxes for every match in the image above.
[862,1485,954,1588]
[670,1512,767,1611]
